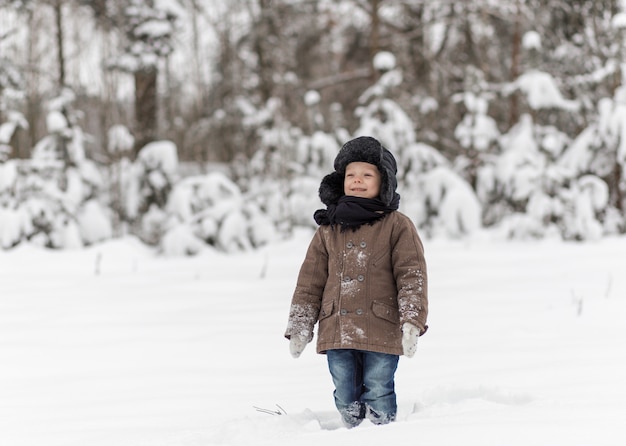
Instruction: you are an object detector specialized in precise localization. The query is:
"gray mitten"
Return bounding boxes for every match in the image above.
[289,335,308,358]
[402,322,420,358]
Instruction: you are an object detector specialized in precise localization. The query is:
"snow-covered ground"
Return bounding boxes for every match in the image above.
[1,229,624,446]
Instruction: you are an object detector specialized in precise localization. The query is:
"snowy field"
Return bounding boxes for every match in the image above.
[1,228,625,446]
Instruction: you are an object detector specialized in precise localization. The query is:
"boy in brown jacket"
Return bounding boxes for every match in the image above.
[285,136,428,427]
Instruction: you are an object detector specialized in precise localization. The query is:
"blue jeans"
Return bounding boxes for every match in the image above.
[326,349,399,427]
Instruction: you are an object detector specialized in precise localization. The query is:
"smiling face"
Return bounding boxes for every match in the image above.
[344,161,381,199]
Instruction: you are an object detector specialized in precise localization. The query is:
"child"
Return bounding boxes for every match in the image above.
[284,136,428,428]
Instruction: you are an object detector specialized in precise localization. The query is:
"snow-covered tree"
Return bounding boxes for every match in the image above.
[160,171,278,255]
[231,97,310,232]
[467,29,619,240]
[354,51,482,238]
[556,86,626,236]
[120,139,178,244]
[452,65,501,193]
[3,1,626,248]
[288,130,342,227]
[0,88,112,249]
[355,51,416,164]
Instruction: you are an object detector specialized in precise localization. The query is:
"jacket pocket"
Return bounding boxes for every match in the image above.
[371,301,399,324]
[318,300,334,321]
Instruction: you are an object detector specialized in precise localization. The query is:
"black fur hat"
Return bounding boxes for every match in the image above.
[319,136,398,206]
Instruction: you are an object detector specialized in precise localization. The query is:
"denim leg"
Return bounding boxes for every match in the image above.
[326,350,365,427]
[361,351,399,425]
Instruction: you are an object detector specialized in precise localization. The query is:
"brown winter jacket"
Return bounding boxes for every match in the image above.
[285,211,428,356]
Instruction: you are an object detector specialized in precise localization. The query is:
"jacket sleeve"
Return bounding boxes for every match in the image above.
[392,216,429,335]
[284,229,329,342]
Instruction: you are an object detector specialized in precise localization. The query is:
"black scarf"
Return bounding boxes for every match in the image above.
[314,194,400,230]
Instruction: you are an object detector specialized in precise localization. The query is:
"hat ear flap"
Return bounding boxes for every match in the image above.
[318,171,344,206]
[379,167,397,206]
[379,148,398,206]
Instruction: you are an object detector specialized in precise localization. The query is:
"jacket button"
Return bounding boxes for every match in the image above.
[360,241,367,248]
[343,276,351,282]
[340,309,348,316]
[356,309,363,315]
[357,275,364,282]
[346,242,354,248]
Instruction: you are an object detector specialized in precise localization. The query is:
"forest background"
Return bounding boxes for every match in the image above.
[2,0,626,254]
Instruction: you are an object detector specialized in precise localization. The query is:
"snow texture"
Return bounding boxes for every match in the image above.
[0,230,624,446]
